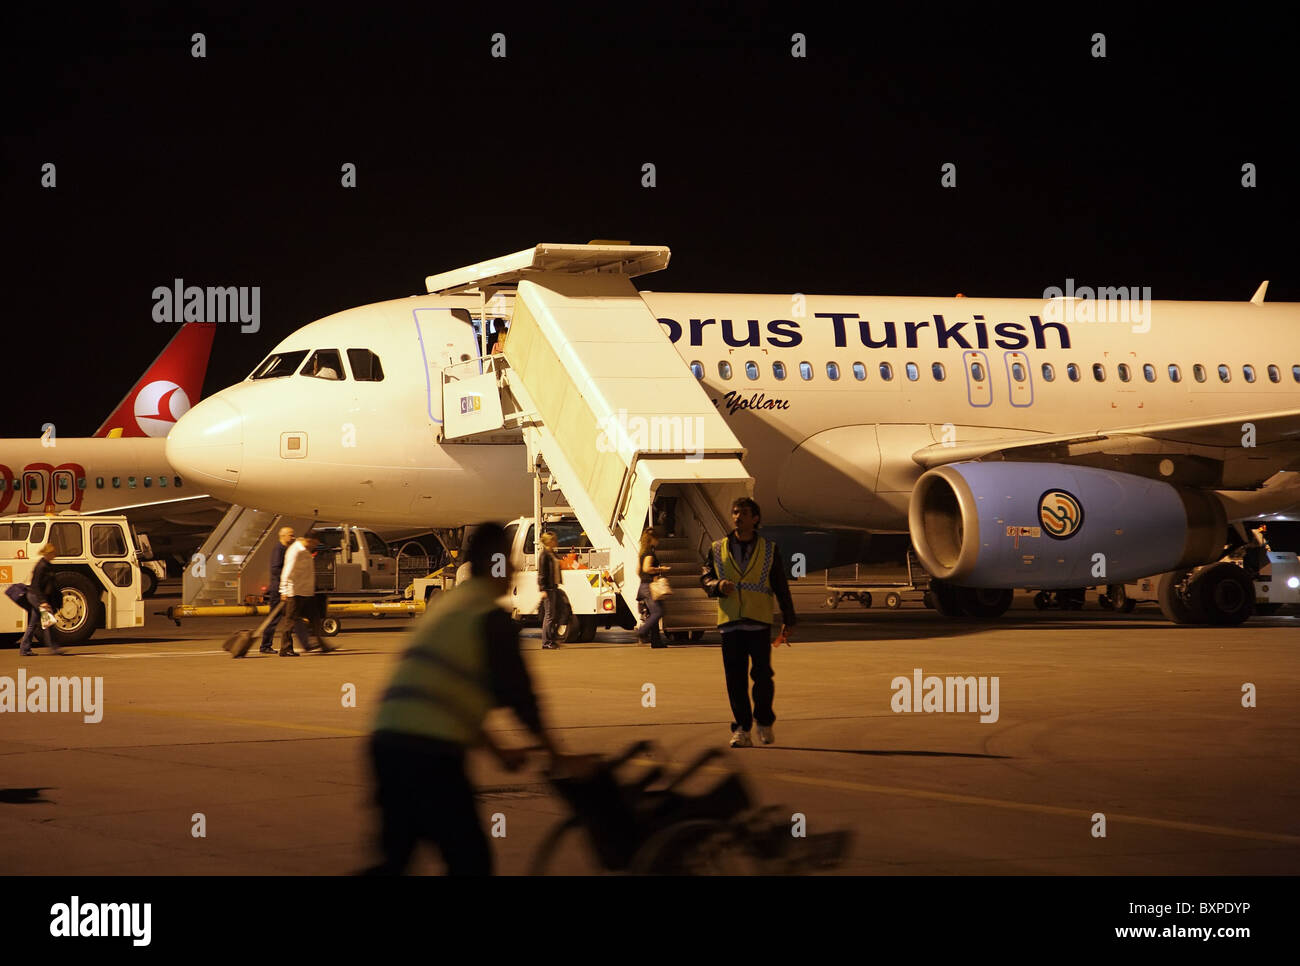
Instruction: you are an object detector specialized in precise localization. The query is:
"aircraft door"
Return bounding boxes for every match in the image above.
[51,470,75,506]
[22,471,45,509]
[962,351,992,407]
[413,307,478,431]
[1004,351,1033,407]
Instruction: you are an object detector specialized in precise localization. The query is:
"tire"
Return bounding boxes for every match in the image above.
[320,616,341,637]
[857,592,873,608]
[1189,563,1255,626]
[1156,570,1200,624]
[1060,588,1087,610]
[577,615,599,642]
[928,579,964,618]
[1033,591,1051,611]
[140,567,158,598]
[921,591,935,609]
[49,572,102,645]
[1120,597,1137,613]
[826,593,839,609]
[884,592,902,610]
[956,587,1013,619]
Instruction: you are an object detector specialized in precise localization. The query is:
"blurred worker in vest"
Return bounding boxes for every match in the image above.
[260,525,295,654]
[700,497,796,747]
[363,522,569,875]
[537,530,562,649]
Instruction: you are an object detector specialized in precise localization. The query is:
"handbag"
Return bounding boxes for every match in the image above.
[650,576,673,600]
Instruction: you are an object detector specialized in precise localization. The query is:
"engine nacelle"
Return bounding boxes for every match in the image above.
[908,462,1225,588]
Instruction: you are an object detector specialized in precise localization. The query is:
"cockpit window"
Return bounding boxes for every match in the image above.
[302,349,345,381]
[347,348,385,382]
[250,350,309,379]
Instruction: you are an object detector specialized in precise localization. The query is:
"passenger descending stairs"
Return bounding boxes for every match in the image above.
[429,243,753,633]
[183,504,314,606]
[651,535,718,634]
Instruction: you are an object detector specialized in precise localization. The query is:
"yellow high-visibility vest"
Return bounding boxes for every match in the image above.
[711,535,777,625]
[373,577,500,745]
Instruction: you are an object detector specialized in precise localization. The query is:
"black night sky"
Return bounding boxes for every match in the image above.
[4,5,1296,438]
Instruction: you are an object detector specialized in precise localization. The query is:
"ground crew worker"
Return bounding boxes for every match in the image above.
[537,530,562,649]
[700,497,796,747]
[363,522,572,875]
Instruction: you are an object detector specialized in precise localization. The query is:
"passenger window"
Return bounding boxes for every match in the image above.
[852,362,866,381]
[799,362,813,380]
[1117,364,1130,382]
[30,523,46,543]
[128,477,137,488]
[174,477,183,488]
[1293,365,1300,382]
[1067,363,1080,382]
[90,524,127,558]
[1143,364,1155,382]
[523,525,535,555]
[1243,365,1256,383]
[879,362,894,381]
[932,362,946,381]
[112,477,121,489]
[1193,364,1207,383]
[718,361,733,380]
[1010,362,1025,382]
[302,349,346,381]
[1041,363,1054,382]
[144,476,152,488]
[905,362,919,381]
[745,361,760,380]
[158,476,168,487]
[826,362,840,380]
[689,361,703,379]
[57,475,70,491]
[1268,364,1280,383]
[346,348,385,381]
[1168,364,1181,383]
[250,350,309,380]
[49,522,83,557]
[95,477,104,489]
[972,362,986,381]
[772,361,786,380]
[1092,363,1106,382]
[1218,365,1231,382]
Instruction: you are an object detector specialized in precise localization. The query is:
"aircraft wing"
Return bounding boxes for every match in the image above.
[912,407,1300,489]
[83,494,229,531]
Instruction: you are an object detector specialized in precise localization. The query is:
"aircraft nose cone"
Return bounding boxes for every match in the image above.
[166,395,243,496]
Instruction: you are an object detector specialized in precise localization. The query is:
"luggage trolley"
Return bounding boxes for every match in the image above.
[529,740,851,875]
[824,551,931,610]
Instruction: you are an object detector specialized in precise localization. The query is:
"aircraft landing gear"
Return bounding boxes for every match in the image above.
[1158,564,1254,626]
[1097,584,1136,613]
[1032,588,1086,611]
[929,580,1013,619]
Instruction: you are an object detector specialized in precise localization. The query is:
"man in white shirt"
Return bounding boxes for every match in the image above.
[279,533,334,656]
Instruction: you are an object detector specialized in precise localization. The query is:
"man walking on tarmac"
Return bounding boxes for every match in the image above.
[364,522,578,875]
[260,526,295,654]
[701,497,797,748]
[279,532,334,656]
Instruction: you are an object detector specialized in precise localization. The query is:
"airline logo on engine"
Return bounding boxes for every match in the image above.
[1039,490,1084,539]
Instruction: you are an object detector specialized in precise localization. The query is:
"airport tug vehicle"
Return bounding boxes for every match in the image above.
[0,512,144,644]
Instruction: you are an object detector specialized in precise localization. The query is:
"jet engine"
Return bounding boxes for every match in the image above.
[908,462,1226,589]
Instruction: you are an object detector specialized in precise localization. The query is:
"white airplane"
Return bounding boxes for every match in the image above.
[165,244,1300,625]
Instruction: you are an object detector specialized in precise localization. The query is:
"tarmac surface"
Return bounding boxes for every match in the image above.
[2,581,1297,875]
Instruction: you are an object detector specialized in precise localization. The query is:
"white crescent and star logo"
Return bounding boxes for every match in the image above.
[133,380,192,437]
[1039,489,1084,539]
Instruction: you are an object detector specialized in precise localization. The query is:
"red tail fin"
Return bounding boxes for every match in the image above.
[93,323,217,438]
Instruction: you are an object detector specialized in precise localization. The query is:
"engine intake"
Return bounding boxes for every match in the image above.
[908,462,1226,588]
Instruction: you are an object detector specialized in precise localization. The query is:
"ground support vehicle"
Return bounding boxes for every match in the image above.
[0,513,143,644]
[501,512,634,643]
[529,740,851,875]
